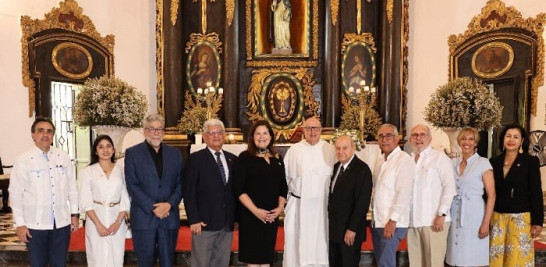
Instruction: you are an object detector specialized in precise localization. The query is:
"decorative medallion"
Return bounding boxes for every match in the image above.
[246,68,318,140]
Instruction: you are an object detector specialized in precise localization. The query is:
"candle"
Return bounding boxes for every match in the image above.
[364,86,370,92]
[218,88,224,94]
[228,133,235,141]
[206,81,212,87]
[356,88,361,94]
[209,87,215,93]
[371,87,376,93]
[348,87,355,93]
[197,88,203,94]
[359,80,366,86]
[204,88,209,94]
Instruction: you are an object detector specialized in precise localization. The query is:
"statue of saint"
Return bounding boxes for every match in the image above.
[270,0,292,51]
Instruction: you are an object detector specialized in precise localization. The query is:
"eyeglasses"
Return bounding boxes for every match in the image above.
[145,128,165,133]
[304,127,322,132]
[206,130,225,136]
[377,133,395,140]
[410,133,428,139]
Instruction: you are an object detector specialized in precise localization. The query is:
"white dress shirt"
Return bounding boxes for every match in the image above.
[373,146,414,228]
[9,146,78,230]
[208,147,229,182]
[410,146,457,227]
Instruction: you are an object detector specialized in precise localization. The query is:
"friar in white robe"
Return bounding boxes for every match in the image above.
[283,117,337,267]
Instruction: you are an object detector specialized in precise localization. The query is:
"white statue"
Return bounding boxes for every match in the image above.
[271,0,292,50]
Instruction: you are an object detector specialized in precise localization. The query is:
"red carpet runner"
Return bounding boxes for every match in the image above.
[68,226,403,252]
[69,226,546,252]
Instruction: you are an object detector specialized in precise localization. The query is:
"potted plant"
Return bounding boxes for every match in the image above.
[424,77,503,155]
[73,75,148,155]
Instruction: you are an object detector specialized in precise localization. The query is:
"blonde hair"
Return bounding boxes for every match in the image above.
[457,127,480,144]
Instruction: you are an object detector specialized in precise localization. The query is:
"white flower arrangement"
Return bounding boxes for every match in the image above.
[73,76,148,128]
[424,77,503,130]
[329,129,366,151]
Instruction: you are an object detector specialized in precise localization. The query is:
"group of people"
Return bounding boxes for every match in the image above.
[7,114,544,267]
[9,114,183,267]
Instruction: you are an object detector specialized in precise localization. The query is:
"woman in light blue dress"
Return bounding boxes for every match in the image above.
[446,127,495,266]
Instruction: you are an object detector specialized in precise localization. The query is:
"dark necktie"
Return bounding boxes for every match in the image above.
[215,151,227,185]
[331,165,345,193]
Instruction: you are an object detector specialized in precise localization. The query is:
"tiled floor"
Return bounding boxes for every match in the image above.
[1,210,546,266]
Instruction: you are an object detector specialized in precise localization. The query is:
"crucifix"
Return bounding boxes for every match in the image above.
[192,0,216,34]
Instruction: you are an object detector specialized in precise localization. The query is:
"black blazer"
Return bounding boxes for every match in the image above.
[490,153,543,226]
[183,148,237,231]
[328,156,373,243]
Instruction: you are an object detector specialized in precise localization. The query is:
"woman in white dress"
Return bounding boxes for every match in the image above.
[79,135,130,267]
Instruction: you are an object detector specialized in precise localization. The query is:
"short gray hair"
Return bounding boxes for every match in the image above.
[411,124,431,135]
[379,123,399,136]
[143,113,165,128]
[203,119,225,133]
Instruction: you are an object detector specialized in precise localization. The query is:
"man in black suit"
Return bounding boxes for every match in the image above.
[183,119,237,267]
[329,135,373,267]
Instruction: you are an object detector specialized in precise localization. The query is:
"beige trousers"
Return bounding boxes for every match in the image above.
[407,222,450,267]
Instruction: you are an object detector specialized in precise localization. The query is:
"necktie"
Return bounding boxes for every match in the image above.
[331,165,345,193]
[215,151,227,185]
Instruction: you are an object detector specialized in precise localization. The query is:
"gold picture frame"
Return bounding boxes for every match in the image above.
[51,42,93,79]
[471,41,514,79]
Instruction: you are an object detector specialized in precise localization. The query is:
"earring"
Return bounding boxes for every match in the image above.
[519,146,523,154]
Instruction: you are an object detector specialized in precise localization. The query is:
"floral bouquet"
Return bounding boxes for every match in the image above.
[329,129,366,151]
[424,77,502,130]
[73,76,148,128]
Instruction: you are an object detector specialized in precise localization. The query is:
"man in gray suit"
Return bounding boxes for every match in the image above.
[125,113,183,267]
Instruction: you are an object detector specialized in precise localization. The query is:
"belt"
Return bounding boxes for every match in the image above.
[290,192,301,199]
[93,200,121,207]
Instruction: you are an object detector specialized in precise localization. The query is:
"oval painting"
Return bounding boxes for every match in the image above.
[186,42,221,94]
[342,42,376,94]
[472,42,514,79]
[52,42,93,79]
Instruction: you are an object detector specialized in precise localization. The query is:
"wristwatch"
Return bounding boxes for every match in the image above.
[437,212,446,217]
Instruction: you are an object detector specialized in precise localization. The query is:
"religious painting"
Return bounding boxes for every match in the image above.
[51,42,93,79]
[186,42,221,94]
[471,42,514,79]
[341,41,376,95]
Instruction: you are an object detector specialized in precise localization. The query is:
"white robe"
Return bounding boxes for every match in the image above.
[283,140,336,267]
[78,163,130,267]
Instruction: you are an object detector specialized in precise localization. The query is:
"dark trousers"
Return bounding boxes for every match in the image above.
[27,224,71,267]
[132,227,178,267]
[329,240,362,267]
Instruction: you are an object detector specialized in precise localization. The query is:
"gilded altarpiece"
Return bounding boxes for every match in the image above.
[156,0,409,145]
